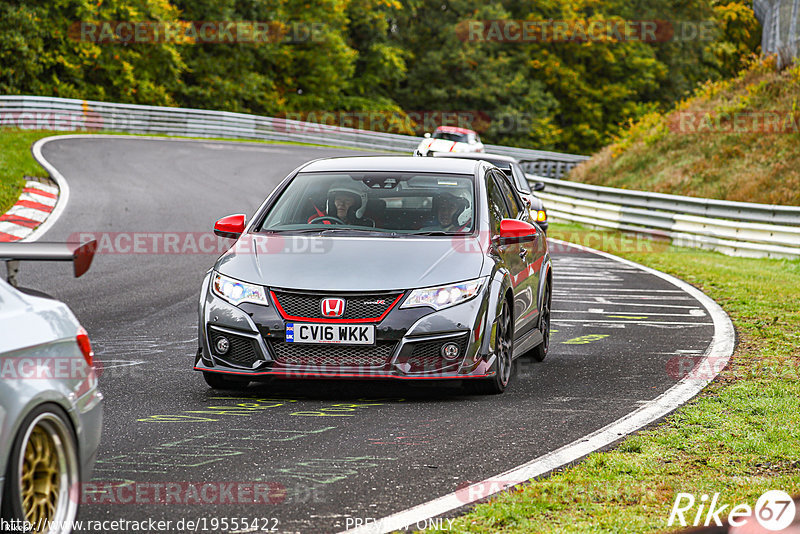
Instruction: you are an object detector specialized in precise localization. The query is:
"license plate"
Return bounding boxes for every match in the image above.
[285,323,375,345]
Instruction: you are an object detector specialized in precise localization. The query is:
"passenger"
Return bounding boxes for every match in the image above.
[424,192,470,231]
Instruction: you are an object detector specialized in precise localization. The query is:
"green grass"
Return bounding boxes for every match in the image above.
[0,130,54,214]
[434,222,800,533]
[570,59,800,206]
[0,128,385,214]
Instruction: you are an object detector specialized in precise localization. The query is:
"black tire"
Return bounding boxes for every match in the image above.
[469,297,514,395]
[530,281,551,362]
[203,371,246,389]
[1,403,80,532]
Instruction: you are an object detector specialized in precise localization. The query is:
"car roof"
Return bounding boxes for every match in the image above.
[299,156,482,175]
[433,152,517,165]
[434,126,476,135]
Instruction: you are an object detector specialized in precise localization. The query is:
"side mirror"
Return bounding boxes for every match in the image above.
[532,182,546,192]
[496,219,537,245]
[214,214,246,239]
[424,132,431,138]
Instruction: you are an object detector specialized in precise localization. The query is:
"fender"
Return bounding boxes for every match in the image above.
[479,268,514,360]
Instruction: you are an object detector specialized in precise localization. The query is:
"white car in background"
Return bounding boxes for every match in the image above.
[414,126,484,156]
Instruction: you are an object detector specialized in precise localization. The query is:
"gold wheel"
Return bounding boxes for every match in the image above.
[8,408,79,534]
[21,425,61,527]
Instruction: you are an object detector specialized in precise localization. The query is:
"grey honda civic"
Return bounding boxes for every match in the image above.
[194,156,552,394]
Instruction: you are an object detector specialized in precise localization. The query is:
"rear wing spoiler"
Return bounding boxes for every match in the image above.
[0,240,97,288]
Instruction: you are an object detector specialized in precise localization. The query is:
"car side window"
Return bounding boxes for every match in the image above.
[487,172,510,234]
[493,171,521,219]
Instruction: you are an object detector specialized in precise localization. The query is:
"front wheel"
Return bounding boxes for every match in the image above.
[1,404,80,533]
[469,298,514,395]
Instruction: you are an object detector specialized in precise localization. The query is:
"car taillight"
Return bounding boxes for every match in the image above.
[537,210,547,222]
[76,326,94,367]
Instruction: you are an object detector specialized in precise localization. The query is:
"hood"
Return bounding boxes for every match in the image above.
[215,234,486,291]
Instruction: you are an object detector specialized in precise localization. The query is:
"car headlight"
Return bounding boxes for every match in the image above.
[537,210,547,222]
[211,272,269,306]
[401,278,486,311]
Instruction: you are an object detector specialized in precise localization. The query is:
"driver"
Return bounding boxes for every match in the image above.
[308,182,374,227]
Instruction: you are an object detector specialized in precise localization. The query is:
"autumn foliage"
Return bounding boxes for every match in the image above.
[0,0,760,153]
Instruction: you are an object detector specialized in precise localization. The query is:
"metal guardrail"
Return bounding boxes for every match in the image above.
[1,95,798,258]
[0,95,588,176]
[528,174,800,259]
[754,0,800,68]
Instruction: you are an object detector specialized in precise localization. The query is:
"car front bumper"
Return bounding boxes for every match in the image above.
[194,279,498,381]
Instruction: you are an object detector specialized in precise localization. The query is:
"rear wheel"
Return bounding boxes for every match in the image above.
[203,371,246,390]
[469,298,514,395]
[530,281,551,362]
[1,404,79,533]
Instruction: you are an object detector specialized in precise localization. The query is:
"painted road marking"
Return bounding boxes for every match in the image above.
[553,288,684,292]
[94,427,337,474]
[342,240,734,534]
[138,398,299,423]
[561,334,609,345]
[96,359,147,368]
[553,300,704,309]
[553,320,714,325]
[552,311,706,317]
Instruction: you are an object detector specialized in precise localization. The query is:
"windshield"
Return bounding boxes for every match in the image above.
[432,131,468,143]
[257,172,476,235]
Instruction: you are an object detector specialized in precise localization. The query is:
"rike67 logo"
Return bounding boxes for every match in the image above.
[668,490,797,531]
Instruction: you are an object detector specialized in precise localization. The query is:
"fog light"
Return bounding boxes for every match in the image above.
[441,342,460,360]
[214,336,230,355]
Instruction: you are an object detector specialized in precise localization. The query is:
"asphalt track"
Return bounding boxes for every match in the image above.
[22,137,717,533]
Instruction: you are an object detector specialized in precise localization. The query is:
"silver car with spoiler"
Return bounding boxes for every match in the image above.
[0,241,102,534]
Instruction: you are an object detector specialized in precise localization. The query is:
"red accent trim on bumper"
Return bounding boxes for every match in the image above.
[193,366,491,380]
[269,291,403,324]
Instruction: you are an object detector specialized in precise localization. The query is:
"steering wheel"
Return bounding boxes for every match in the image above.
[309,216,345,225]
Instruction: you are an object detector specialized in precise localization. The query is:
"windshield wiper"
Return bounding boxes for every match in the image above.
[406,231,464,236]
[317,228,390,236]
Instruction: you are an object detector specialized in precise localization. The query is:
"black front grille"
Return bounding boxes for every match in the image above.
[399,335,468,373]
[209,329,261,368]
[271,291,403,321]
[268,340,396,368]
